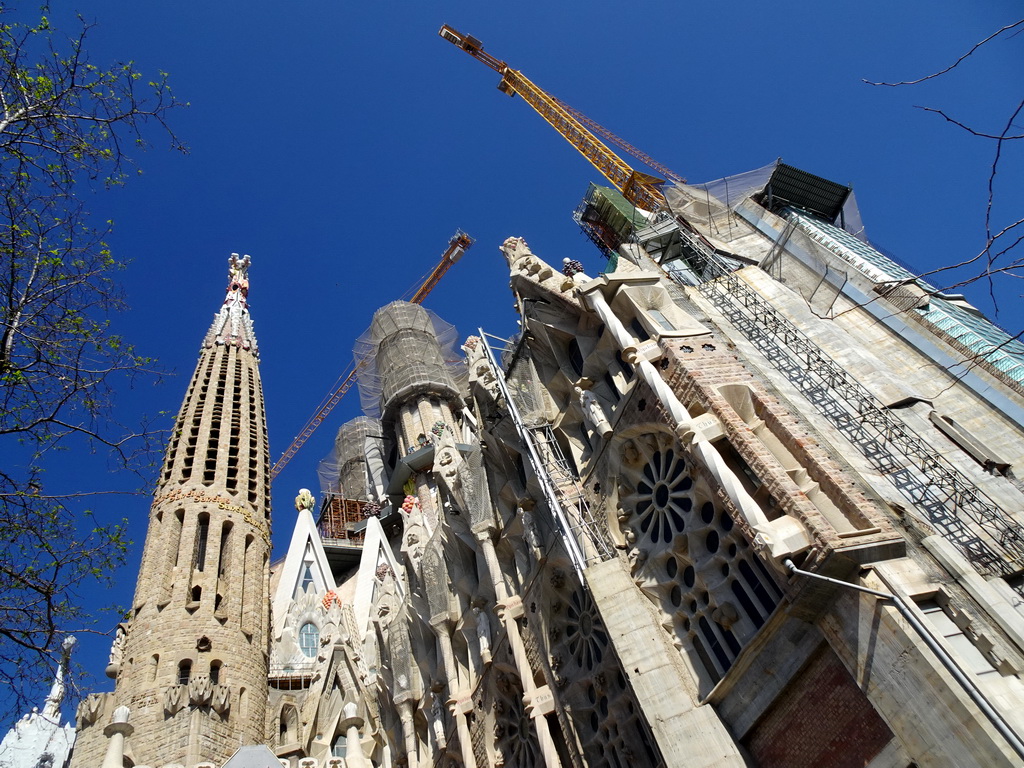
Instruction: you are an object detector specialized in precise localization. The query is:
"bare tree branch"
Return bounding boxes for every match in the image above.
[914,105,1024,140]
[862,16,1023,327]
[864,19,1024,86]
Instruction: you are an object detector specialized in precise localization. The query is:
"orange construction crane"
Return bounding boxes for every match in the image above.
[439,25,679,211]
[270,230,474,479]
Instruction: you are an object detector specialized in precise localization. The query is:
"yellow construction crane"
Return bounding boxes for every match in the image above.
[270,230,474,479]
[548,95,686,186]
[439,25,680,211]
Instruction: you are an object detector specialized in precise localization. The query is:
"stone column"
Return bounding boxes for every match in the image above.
[581,285,810,560]
[101,707,133,768]
[399,404,418,454]
[432,626,476,768]
[340,702,367,768]
[476,532,509,602]
[496,598,563,768]
[398,699,420,768]
[415,470,439,534]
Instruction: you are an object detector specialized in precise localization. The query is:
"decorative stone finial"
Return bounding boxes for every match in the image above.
[228,253,252,299]
[295,488,315,513]
[101,706,133,768]
[204,253,259,353]
[562,257,585,277]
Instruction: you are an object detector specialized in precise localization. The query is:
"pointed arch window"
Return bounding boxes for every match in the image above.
[178,660,192,685]
[567,339,585,378]
[195,514,210,572]
[300,563,314,593]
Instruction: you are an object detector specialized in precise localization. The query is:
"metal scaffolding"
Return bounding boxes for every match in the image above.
[658,224,1024,581]
[478,331,614,575]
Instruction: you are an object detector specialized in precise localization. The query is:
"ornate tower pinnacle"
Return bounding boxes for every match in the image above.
[71,256,272,768]
[204,253,258,353]
[42,636,76,720]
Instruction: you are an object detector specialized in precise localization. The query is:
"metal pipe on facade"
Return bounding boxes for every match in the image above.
[783,559,1024,763]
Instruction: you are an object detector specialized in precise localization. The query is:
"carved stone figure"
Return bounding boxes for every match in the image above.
[430,692,447,749]
[105,624,128,679]
[519,503,543,560]
[473,606,492,665]
[576,385,613,438]
[433,428,465,510]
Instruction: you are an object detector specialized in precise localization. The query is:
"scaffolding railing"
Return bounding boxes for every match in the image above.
[529,424,613,562]
[478,331,614,575]
[317,494,367,546]
[660,224,1024,580]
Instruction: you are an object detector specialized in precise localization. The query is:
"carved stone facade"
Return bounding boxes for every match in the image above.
[50,165,1024,768]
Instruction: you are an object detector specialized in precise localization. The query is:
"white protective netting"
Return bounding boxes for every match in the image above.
[316,415,385,498]
[664,160,867,242]
[505,350,551,428]
[354,301,463,419]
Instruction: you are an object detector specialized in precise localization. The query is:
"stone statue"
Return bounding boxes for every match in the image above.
[519,503,543,560]
[430,691,447,749]
[473,606,492,665]
[432,428,464,510]
[576,385,613,439]
[464,334,501,403]
[105,624,127,679]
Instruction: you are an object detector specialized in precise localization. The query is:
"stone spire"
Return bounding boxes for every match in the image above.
[0,637,77,768]
[42,636,76,720]
[69,256,272,768]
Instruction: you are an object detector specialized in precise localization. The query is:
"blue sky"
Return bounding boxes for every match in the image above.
[4,0,1022,716]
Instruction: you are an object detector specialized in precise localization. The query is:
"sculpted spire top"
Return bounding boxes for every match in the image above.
[227,252,251,306]
[204,252,258,355]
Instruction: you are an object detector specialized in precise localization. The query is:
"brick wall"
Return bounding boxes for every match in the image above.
[743,644,894,768]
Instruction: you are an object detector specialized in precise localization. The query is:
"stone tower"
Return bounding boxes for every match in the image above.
[371,301,461,530]
[73,255,272,768]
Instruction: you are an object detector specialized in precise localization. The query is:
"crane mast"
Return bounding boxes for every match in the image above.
[548,95,686,185]
[270,230,474,478]
[439,25,676,211]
